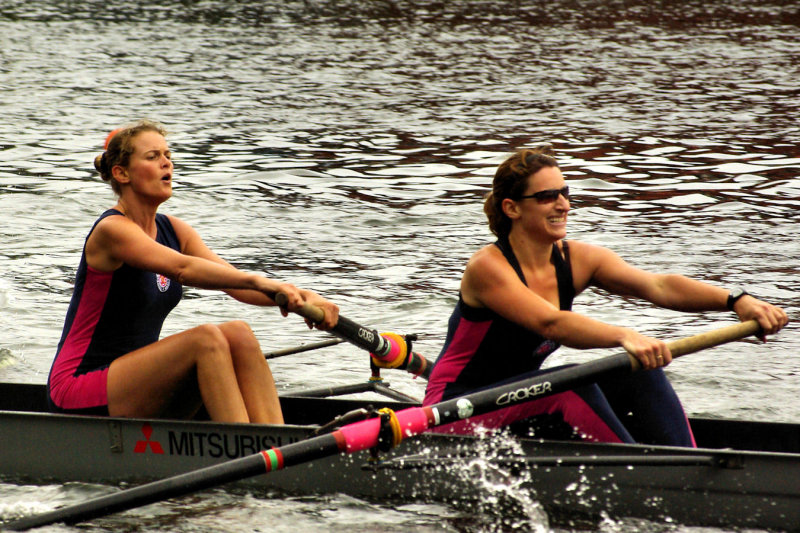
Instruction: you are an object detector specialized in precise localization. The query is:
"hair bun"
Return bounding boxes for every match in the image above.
[94,153,109,178]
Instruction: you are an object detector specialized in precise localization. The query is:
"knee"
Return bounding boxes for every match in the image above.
[225,320,255,339]
[189,324,231,357]
[222,320,261,352]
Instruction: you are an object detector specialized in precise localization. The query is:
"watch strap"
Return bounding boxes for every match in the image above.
[727,289,749,311]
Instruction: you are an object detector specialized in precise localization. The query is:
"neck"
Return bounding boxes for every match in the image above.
[506,228,555,269]
[114,199,159,237]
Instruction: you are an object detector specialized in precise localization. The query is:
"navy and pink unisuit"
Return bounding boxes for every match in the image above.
[423,239,695,446]
[47,209,183,415]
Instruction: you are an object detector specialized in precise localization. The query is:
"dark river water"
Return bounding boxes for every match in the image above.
[1,1,799,531]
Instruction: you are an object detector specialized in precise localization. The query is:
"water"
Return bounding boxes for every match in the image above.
[1,0,799,530]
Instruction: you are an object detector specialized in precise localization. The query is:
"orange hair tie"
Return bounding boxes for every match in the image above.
[104,128,122,150]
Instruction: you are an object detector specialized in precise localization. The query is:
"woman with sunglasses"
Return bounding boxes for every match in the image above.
[423,146,787,445]
[47,120,339,424]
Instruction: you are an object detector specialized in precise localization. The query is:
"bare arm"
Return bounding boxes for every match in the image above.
[172,216,336,323]
[461,245,670,369]
[86,214,339,328]
[580,241,788,337]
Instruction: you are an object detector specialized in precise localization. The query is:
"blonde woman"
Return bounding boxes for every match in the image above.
[47,120,338,423]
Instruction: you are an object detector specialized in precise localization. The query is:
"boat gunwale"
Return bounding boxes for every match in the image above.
[2,393,800,462]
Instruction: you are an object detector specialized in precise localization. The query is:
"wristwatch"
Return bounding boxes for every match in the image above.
[726,287,749,311]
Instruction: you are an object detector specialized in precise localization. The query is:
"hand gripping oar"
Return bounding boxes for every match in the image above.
[275,293,431,379]
[3,320,760,531]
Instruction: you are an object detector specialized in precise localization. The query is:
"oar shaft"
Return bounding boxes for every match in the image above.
[336,320,764,446]
[4,452,275,530]
[275,294,432,379]
[264,338,345,359]
[276,295,392,355]
[434,352,634,424]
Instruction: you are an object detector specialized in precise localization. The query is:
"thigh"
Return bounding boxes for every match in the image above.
[106,326,219,418]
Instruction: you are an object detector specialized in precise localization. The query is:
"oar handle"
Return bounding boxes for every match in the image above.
[624,319,762,371]
[274,293,386,353]
[284,298,326,324]
[667,319,761,358]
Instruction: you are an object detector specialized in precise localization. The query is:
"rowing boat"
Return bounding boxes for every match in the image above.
[2,381,799,531]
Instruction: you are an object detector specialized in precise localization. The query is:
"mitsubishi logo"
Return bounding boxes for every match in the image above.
[134,423,164,454]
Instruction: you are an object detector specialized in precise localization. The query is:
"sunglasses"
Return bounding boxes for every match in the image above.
[517,186,570,203]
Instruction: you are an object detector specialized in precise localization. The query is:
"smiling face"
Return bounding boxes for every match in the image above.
[504,165,570,242]
[113,130,173,204]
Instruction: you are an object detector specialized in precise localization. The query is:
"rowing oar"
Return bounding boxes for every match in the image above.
[3,320,760,531]
[274,293,431,379]
[264,338,345,359]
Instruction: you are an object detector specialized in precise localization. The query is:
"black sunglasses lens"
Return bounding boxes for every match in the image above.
[536,186,568,202]
[537,189,560,201]
[520,186,570,202]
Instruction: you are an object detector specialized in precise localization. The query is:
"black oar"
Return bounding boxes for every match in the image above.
[264,338,345,359]
[275,293,431,379]
[3,320,760,531]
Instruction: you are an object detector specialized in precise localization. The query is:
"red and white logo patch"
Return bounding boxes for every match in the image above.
[155,273,170,292]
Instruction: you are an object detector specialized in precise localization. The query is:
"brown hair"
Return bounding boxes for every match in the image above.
[483,145,559,238]
[94,120,167,195]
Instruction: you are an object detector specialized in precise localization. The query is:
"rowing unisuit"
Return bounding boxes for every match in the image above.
[423,238,696,446]
[47,209,182,415]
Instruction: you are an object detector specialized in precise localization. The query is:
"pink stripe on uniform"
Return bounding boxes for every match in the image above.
[429,390,625,443]
[49,266,113,410]
[423,317,492,406]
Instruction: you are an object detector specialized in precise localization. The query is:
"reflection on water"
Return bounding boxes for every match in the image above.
[1,1,799,532]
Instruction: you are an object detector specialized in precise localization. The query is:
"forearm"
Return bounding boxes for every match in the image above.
[540,311,632,350]
[541,310,672,370]
[173,256,275,295]
[645,274,729,312]
[224,288,277,306]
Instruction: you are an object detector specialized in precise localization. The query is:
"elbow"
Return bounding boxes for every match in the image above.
[174,271,189,286]
[651,273,684,309]
[171,262,192,286]
[537,312,567,343]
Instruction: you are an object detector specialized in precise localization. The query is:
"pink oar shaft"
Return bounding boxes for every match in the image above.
[338,406,436,452]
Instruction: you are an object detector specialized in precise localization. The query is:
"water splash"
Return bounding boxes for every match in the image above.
[443,428,551,533]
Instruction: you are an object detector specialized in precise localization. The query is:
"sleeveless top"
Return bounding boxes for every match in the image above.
[423,239,575,403]
[47,209,183,397]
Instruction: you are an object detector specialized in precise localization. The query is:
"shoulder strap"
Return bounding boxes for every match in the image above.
[552,241,576,311]
[494,237,527,285]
